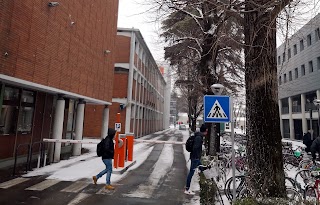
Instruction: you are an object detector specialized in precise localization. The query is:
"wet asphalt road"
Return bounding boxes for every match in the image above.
[0,129,196,205]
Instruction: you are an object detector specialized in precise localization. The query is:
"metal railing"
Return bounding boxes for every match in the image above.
[13,141,47,176]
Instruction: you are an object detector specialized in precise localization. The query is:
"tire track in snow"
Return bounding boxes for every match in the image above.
[123,137,175,198]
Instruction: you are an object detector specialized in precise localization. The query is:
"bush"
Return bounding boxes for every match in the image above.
[199,173,217,205]
[235,197,314,205]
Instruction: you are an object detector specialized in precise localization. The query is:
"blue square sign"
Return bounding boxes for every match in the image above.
[204,95,231,123]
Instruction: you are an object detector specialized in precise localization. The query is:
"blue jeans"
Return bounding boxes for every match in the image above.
[186,159,201,190]
[96,159,113,185]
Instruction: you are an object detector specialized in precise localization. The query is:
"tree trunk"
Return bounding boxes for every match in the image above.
[244,10,286,197]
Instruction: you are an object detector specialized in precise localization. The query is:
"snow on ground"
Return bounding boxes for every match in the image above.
[22,127,308,205]
[23,128,200,204]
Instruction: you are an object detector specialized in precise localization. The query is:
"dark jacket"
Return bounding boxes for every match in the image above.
[303,132,312,152]
[310,136,320,152]
[190,132,203,160]
[102,128,116,159]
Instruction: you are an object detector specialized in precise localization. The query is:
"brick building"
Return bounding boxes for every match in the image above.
[0,0,118,168]
[84,28,167,138]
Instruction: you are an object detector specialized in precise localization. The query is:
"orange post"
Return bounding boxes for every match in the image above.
[118,135,126,167]
[126,133,134,161]
[113,132,119,168]
[113,113,121,168]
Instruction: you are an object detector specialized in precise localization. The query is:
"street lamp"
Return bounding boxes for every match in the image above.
[314,99,320,137]
[211,84,225,95]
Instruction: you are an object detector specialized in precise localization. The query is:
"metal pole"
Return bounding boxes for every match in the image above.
[231,97,236,201]
[310,109,313,140]
[318,106,320,137]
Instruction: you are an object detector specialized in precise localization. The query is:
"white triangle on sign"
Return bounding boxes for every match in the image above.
[207,100,227,119]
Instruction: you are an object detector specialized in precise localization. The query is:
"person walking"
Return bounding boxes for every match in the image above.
[303,130,312,153]
[93,128,116,190]
[185,124,208,195]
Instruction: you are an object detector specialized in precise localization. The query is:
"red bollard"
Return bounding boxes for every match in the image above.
[118,134,126,167]
[113,113,121,168]
[126,133,134,161]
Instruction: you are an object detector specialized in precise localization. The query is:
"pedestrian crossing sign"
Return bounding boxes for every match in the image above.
[204,95,231,123]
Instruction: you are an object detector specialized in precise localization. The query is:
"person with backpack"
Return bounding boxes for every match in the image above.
[92,128,116,190]
[184,124,208,195]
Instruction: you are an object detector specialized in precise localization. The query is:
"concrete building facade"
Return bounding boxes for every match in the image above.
[277,13,320,140]
[84,28,166,138]
[0,0,119,167]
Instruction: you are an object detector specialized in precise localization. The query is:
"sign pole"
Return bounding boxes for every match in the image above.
[231,97,236,201]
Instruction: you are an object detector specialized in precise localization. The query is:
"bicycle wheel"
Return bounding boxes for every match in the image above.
[238,186,249,199]
[295,169,312,192]
[285,176,296,189]
[298,159,312,170]
[224,175,246,201]
[214,183,225,205]
[304,185,317,204]
[286,187,302,202]
[216,167,226,185]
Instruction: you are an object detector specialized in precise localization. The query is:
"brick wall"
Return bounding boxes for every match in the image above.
[113,72,129,98]
[0,0,118,102]
[115,35,130,63]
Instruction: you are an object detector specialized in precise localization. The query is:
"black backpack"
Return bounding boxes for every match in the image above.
[97,138,106,157]
[186,134,196,152]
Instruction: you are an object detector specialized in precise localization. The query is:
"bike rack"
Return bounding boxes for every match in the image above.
[13,141,47,176]
[29,141,47,171]
[13,143,30,176]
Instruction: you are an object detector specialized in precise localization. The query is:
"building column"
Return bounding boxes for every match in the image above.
[301,94,308,134]
[317,89,320,100]
[100,105,109,139]
[52,96,65,163]
[279,99,283,137]
[72,100,85,156]
[288,97,295,139]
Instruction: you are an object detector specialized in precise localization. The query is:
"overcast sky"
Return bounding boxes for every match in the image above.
[117,0,165,63]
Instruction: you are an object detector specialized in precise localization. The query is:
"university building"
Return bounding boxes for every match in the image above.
[0,0,119,168]
[277,13,320,140]
[84,28,167,138]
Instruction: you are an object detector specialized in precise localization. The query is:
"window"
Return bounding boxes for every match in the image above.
[289,71,292,81]
[301,64,305,76]
[279,76,282,85]
[318,57,320,70]
[300,39,304,51]
[309,60,313,73]
[284,73,287,83]
[18,90,35,133]
[288,48,291,59]
[278,56,281,65]
[294,68,298,79]
[282,52,286,62]
[293,44,297,55]
[0,87,35,135]
[316,28,320,41]
[307,34,312,46]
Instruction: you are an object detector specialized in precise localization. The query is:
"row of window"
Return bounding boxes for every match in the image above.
[278,27,320,64]
[279,56,320,85]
